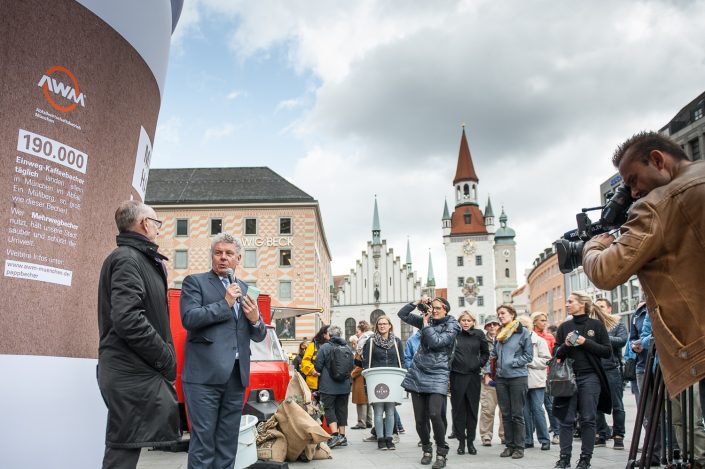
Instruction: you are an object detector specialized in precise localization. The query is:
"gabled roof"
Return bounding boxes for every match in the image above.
[145,167,314,205]
[453,128,479,185]
[450,205,488,235]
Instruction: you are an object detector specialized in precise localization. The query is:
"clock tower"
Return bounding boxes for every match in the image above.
[493,207,518,309]
[443,126,496,322]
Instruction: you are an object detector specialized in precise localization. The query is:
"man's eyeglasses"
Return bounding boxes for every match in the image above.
[146,217,163,229]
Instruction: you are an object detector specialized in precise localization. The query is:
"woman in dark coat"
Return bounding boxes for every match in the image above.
[399,296,460,469]
[450,311,489,455]
[553,291,613,469]
[97,213,180,465]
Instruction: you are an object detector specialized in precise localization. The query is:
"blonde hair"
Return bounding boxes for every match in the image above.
[374,315,394,334]
[530,311,547,324]
[570,291,620,330]
[518,315,533,331]
[457,310,476,323]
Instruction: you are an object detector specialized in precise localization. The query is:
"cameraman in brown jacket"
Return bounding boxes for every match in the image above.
[583,131,705,399]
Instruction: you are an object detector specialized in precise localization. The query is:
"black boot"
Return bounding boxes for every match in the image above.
[457,438,465,455]
[421,444,434,465]
[433,446,449,469]
[467,443,477,455]
[378,438,387,451]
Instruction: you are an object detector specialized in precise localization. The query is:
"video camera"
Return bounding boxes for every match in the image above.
[554,185,634,273]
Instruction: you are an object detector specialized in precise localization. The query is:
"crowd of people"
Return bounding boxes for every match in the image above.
[290,292,652,469]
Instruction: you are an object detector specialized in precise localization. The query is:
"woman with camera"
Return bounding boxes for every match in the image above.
[449,310,488,456]
[553,291,614,469]
[361,315,403,451]
[399,296,460,469]
[491,304,533,460]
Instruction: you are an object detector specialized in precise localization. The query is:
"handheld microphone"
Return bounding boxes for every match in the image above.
[225,268,241,304]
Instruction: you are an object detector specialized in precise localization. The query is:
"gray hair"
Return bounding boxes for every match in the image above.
[329,326,342,338]
[115,200,148,232]
[211,233,241,253]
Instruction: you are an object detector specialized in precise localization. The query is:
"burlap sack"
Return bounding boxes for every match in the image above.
[257,429,287,462]
[274,399,330,461]
[285,371,311,403]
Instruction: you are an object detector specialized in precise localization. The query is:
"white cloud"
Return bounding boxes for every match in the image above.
[155,116,182,145]
[226,90,245,100]
[203,123,237,141]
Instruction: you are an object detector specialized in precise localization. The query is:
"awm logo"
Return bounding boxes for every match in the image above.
[37,66,86,113]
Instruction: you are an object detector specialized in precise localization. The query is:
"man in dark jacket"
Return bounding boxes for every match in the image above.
[594,298,628,449]
[180,233,266,469]
[97,200,179,469]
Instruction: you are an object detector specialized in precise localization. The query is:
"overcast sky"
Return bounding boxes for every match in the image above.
[153,0,705,288]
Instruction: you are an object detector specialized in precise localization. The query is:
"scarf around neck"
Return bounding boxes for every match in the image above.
[373,331,396,349]
[496,320,520,343]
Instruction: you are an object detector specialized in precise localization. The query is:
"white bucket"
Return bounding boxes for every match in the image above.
[361,367,408,404]
[234,414,259,469]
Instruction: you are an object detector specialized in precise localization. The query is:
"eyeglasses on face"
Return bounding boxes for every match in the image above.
[146,217,163,229]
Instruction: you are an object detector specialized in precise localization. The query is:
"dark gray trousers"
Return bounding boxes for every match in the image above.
[495,376,528,450]
[558,372,600,458]
[101,446,140,469]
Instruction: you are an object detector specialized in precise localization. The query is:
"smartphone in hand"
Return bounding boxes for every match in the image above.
[247,285,260,302]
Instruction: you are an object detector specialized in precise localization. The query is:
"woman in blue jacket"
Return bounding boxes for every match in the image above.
[491,304,533,460]
[399,296,460,469]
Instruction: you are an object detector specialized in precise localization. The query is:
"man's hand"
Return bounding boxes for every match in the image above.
[592,233,615,249]
[241,294,260,324]
[225,282,242,307]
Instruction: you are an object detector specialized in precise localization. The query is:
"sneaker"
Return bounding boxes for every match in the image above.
[392,434,400,444]
[363,434,378,442]
[378,439,387,451]
[512,449,524,459]
[397,426,406,434]
[555,456,571,468]
[421,452,433,465]
[500,447,514,457]
[386,438,396,450]
[337,435,348,447]
[525,443,535,448]
[482,440,492,447]
[448,432,456,439]
[594,437,607,447]
[542,442,551,451]
[575,457,591,469]
[613,436,624,450]
[351,424,366,430]
[552,434,560,445]
[327,435,342,448]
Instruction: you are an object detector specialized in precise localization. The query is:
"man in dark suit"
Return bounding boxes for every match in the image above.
[180,232,267,469]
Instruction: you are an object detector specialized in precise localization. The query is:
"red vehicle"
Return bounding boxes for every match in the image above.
[168,289,290,432]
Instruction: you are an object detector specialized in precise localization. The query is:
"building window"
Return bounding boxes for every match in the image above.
[370,309,385,326]
[173,280,182,289]
[457,256,464,266]
[464,211,471,224]
[477,296,484,307]
[691,139,701,160]
[278,281,292,300]
[477,275,483,286]
[176,219,188,237]
[244,249,256,268]
[457,277,464,287]
[245,218,257,235]
[505,268,510,278]
[694,107,703,121]
[280,217,292,234]
[280,249,292,267]
[475,255,482,266]
[458,297,465,307]
[210,218,222,235]
[174,250,188,269]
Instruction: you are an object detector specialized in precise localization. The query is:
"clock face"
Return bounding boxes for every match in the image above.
[503,249,511,258]
[463,240,477,255]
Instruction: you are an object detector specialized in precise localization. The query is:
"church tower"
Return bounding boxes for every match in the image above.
[443,126,495,319]
[493,207,518,308]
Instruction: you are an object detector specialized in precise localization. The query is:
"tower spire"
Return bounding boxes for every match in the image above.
[372,195,381,246]
[406,237,412,268]
[426,250,436,288]
[453,126,479,185]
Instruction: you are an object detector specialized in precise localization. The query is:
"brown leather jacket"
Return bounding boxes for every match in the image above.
[583,161,705,396]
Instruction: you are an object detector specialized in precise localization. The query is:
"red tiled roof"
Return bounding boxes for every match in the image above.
[450,204,487,235]
[453,128,479,185]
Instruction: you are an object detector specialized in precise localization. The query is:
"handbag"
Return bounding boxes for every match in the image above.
[622,358,637,381]
[547,357,577,397]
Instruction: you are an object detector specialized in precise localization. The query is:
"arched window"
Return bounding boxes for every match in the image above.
[505,268,510,278]
[370,309,385,326]
[344,318,356,340]
[463,184,470,196]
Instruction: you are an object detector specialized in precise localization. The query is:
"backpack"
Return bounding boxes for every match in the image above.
[328,344,354,382]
